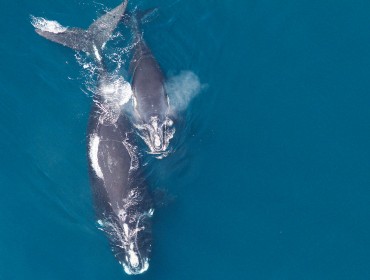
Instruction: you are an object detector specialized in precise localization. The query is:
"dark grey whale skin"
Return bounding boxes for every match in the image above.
[130,35,169,125]
[128,15,175,154]
[87,101,153,274]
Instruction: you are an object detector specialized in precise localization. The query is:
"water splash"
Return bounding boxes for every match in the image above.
[74,44,135,125]
[30,16,67,33]
[100,76,132,106]
[166,71,205,112]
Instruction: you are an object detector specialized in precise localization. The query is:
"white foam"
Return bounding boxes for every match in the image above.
[30,15,68,33]
[100,77,133,107]
[89,134,104,179]
[121,258,149,275]
[94,77,134,125]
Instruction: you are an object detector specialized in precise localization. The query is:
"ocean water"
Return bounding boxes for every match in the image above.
[1,0,370,279]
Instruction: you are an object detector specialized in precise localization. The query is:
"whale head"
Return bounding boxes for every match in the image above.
[118,208,153,275]
[98,206,154,275]
[136,115,175,157]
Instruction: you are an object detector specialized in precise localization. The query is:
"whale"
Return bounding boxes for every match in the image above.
[88,97,153,275]
[33,1,154,274]
[127,12,175,157]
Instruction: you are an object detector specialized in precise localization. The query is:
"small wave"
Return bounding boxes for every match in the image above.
[30,15,68,33]
[166,71,205,112]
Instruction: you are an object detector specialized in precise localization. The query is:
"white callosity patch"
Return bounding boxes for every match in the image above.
[122,137,139,172]
[123,223,129,237]
[166,71,205,112]
[127,248,139,268]
[122,258,149,275]
[98,198,154,275]
[151,118,161,148]
[89,134,104,179]
[30,16,68,33]
[136,116,175,158]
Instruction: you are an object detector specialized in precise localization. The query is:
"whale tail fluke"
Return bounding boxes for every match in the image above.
[33,1,128,62]
[34,27,90,52]
[86,1,128,50]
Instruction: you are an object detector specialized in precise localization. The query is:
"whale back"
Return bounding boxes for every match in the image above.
[131,44,169,122]
[87,105,133,216]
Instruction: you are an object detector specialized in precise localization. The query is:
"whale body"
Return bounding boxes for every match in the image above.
[33,1,154,274]
[128,13,175,157]
[88,99,153,275]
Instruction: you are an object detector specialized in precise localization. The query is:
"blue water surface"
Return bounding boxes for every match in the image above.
[1,0,370,279]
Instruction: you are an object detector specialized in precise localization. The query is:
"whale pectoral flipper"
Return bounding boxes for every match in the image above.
[35,28,90,52]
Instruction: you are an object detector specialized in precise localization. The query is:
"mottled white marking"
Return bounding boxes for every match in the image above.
[121,258,149,275]
[123,223,129,237]
[122,139,139,172]
[154,135,161,147]
[151,118,158,130]
[89,134,104,179]
[132,95,138,110]
[128,250,139,267]
[166,118,173,126]
[118,209,126,221]
[136,116,175,158]
[93,44,102,62]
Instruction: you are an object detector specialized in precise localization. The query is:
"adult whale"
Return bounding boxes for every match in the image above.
[33,1,154,274]
[88,97,153,275]
[127,13,175,156]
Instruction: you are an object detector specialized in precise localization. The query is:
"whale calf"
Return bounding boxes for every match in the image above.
[33,1,154,274]
[127,13,175,157]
